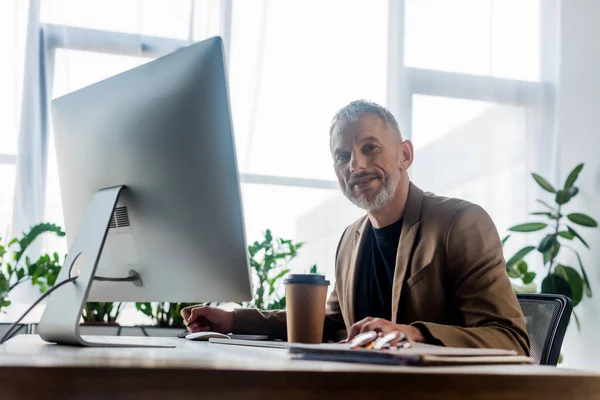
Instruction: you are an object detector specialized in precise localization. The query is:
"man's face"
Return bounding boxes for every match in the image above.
[330,114,408,211]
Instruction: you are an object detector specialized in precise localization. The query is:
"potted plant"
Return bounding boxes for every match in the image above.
[0,223,65,338]
[504,164,598,329]
[134,229,309,334]
[76,302,125,336]
[244,229,306,310]
[81,302,124,324]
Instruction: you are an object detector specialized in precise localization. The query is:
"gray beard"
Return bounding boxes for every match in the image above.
[343,172,400,211]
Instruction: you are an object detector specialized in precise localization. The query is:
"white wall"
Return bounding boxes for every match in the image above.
[557,0,600,371]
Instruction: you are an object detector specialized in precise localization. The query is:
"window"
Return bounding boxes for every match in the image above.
[41,0,388,284]
[229,0,389,180]
[392,0,554,268]
[411,95,527,233]
[13,1,552,311]
[41,0,193,39]
[405,0,540,81]
[0,0,28,240]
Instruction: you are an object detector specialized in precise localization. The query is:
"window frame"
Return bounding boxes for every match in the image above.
[386,0,556,141]
[42,22,339,191]
[39,0,556,197]
[386,0,558,207]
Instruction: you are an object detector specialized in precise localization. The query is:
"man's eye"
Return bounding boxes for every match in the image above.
[365,144,377,152]
[337,154,350,163]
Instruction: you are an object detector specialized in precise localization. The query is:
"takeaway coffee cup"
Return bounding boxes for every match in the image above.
[284,274,330,344]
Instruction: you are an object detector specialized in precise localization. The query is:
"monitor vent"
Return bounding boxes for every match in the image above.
[109,206,130,228]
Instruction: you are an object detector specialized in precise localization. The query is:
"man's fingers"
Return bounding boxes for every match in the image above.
[184,306,214,324]
[347,317,373,339]
[359,319,382,334]
[181,305,198,321]
[347,324,361,340]
[187,322,211,333]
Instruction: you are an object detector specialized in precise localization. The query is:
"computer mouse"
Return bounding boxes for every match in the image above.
[185,331,231,341]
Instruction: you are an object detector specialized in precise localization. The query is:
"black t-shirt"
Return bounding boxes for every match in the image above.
[355,218,403,321]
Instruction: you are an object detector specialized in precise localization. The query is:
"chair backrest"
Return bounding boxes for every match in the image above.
[517,293,573,366]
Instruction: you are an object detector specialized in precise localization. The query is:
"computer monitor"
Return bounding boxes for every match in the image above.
[38,37,252,347]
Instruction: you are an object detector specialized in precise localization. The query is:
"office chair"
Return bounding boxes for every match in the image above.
[517,293,573,366]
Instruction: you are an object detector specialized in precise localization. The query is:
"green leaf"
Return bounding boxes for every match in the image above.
[264,229,273,242]
[536,199,556,211]
[522,272,536,285]
[508,222,548,232]
[569,186,579,198]
[272,268,290,284]
[558,231,575,240]
[501,235,510,246]
[542,250,551,266]
[552,241,561,260]
[564,163,584,189]
[16,269,25,281]
[506,246,536,268]
[567,226,589,249]
[530,212,554,219]
[555,189,571,205]
[541,274,571,298]
[13,223,66,264]
[309,264,318,274]
[135,302,154,318]
[532,173,556,193]
[537,234,557,253]
[517,261,528,274]
[507,265,521,279]
[0,275,9,297]
[555,265,584,306]
[542,240,561,266]
[566,246,592,297]
[567,213,598,227]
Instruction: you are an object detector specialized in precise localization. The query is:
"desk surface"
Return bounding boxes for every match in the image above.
[1,335,599,399]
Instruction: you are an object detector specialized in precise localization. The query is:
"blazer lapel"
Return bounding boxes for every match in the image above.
[344,216,370,327]
[391,182,424,323]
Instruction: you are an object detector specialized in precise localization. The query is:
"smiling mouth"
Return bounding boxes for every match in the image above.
[350,176,379,188]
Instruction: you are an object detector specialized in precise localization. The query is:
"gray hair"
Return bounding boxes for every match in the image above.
[329,99,402,139]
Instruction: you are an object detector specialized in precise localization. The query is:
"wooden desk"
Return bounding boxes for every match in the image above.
[1,335,599,399]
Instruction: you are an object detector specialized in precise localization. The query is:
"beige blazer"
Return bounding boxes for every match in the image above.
[233,183,530,355]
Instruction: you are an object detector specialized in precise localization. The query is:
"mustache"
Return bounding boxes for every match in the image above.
[348,172,381,187]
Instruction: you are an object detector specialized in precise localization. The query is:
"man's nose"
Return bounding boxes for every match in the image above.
[350,151,367,173]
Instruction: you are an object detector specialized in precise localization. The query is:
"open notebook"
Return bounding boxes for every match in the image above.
[288,342,532,366]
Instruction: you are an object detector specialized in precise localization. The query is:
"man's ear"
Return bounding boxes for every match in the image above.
[399,140,414,171]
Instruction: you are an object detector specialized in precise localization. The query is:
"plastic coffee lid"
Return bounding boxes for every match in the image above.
[283,274,330,286]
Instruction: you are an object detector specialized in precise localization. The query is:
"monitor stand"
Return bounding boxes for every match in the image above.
[38,185,174,348]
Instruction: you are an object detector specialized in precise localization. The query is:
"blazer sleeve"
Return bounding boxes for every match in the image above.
[232,229,349,341]
[411,204,531,356]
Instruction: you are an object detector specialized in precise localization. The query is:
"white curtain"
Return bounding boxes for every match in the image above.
[0,1,28,242]
[11,0,51,242]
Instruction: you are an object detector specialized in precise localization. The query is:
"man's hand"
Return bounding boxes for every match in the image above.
[347,317,425,343]
[181,305,234,334]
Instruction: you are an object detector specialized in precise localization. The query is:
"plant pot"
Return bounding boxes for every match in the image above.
[136,326,185,338]
[81,321,120,326]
